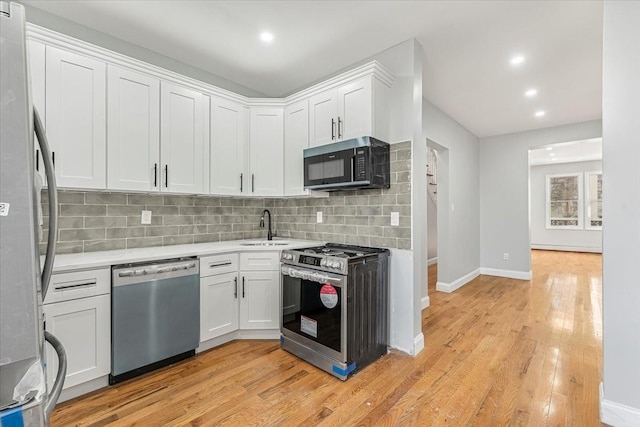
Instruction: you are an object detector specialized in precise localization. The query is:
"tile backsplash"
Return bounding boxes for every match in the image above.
[41,141,411,254]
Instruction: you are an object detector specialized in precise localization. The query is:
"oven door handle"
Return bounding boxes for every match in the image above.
[281,266,343,285]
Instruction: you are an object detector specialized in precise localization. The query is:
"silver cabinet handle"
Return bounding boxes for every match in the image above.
[331,118,336,140]
[209,261,232,268]
[153,163,158,187]
[164,165,169,188]
[251,174,255,193]
[240,173,243,192]
[242,276,245,298]
[54,279,97,291]
[234,276,238,299]
[338,116,342,139]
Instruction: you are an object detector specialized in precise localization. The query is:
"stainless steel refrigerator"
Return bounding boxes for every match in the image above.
[1,2,67,426]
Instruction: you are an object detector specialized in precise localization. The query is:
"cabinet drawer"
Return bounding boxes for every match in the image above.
[240,252,280,271]
[200,253,238,277]
[44,268,110,304]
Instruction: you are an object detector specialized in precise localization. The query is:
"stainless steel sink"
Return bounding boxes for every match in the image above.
[239,241,289,246]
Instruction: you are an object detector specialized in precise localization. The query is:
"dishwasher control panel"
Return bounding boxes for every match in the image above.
[112,258,199,286]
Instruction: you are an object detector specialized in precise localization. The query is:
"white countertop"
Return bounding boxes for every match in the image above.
[49,238,322,272]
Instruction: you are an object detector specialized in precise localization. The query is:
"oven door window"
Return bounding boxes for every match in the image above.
[282,275,342,353]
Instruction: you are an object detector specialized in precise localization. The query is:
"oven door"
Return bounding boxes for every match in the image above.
[281,265,347,362]
[304,148,354,189]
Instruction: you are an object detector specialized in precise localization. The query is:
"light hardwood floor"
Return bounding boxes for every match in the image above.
[52,250,603,426]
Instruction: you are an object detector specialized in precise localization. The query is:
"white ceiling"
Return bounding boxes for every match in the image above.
[529,138,602,166]
[24,0,603,138]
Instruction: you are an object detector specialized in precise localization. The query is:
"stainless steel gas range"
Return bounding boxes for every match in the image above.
[280,243,389,380]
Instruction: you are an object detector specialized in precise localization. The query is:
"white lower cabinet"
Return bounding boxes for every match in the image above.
[43,293,110,390]
[239,270,280,329]
[200,272,239,341]
[200,251,280,343]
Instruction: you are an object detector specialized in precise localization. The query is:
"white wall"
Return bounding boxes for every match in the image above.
[478,120,602,276]
[19,1,266,97]
[530,160,602,252]
[601,1,640,424]
[423,100,480,289]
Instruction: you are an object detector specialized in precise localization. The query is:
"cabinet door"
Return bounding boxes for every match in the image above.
[284,100,309,196]
[210,96,247,195]
[249,107,284,196]
[200,272,239,341]
[337,77,372,141]
[107,66,160,191]
[43,294,110,390]
[46,46,106,189]
[240,271,280,330]
[160,82,207,194]
[308,89,337,147]
[28,41,47,185]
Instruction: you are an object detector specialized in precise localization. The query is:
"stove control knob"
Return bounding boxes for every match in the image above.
[335,261,344,269]
[320,259,328,267]
[282,253,293,260]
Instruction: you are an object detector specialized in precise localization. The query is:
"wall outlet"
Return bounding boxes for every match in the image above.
[503,252,509,261]
[390,212,400,226]
[316,211,323,223]
[141,210,152,225]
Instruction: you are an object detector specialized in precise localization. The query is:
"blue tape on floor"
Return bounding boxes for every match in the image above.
[332,362,356,377]
[0,407,25,427]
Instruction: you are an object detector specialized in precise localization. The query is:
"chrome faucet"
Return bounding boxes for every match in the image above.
[259,209,273,240]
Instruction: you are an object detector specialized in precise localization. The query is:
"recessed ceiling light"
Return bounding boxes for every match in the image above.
[535,111,546,117]
[525,89,538,97]
[510,55,525,66]
[546,147,553,151]
[260,32,274,43]
[551,158,558,161]
[550,153,556,156]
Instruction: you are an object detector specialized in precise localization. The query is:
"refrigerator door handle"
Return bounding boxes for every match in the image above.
[44,331,67,418]
[34,107,58,297]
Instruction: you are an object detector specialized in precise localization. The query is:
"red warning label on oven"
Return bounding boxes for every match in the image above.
[320,284,338,309]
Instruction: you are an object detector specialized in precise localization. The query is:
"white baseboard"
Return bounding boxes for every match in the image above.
[600,382,640,426]
[58,376,108,403]
[197,329,279,353]
[480,267,532,281]
[531,244,602,253]
[427,257,438,266]
[413,333,425,356]
[436,268,480,293]
[421,295,430,310]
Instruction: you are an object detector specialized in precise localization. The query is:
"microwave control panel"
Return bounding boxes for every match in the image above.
[354,149,367,181]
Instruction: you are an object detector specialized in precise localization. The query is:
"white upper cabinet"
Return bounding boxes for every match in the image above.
[160,82,208,194]
[307,75,390,147]
[107,66,160,192]
[27,40,47,184]
[309,90,338,147]
[249,107,284,196]
[337,78,372,141]
[210,96,248,195]
[284,100,309,196]
[46,46,106,189]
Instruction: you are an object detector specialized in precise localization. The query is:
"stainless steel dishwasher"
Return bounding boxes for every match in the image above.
[110,258,199,384]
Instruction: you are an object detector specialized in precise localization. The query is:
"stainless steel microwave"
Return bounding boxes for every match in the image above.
[303,136,390,191]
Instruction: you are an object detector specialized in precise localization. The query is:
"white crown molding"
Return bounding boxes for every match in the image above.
[284,61,395,105]
[26,24,394,110]
[25,24,249,104]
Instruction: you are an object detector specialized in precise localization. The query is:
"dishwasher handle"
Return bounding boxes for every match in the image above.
[113,259,199,286]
